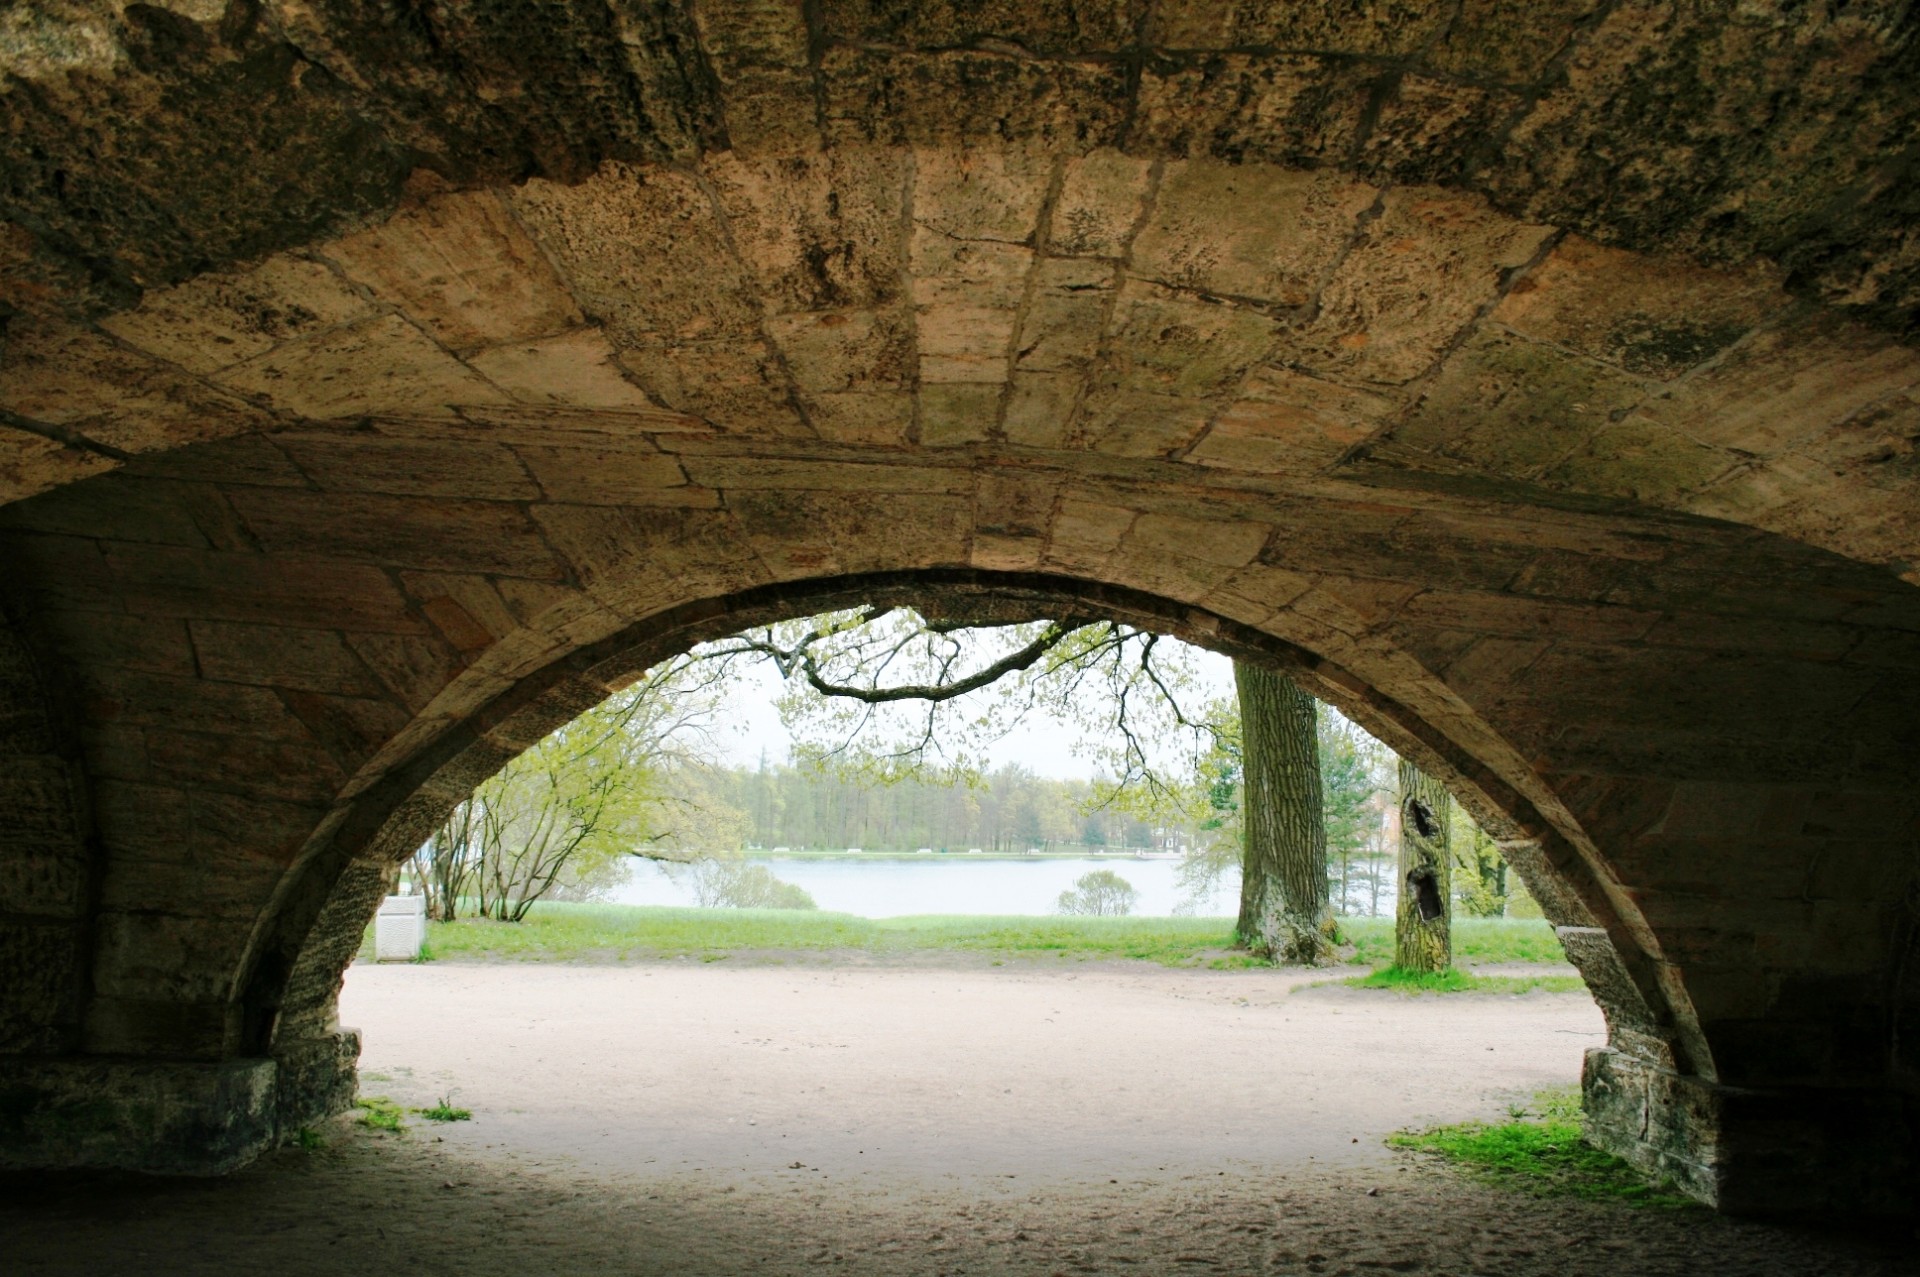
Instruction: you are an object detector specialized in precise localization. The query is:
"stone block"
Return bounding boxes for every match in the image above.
[1285,188,1552,386]
[511,441,699,506]
[692,0,809,69]
[705,148,908,312]
[272,1030,360,1137]
[1583,1046,1919,1219]
[1133,56,1375,170]
[705,64,821,153]
[325,190,581,352]
[511,164,761,348]
[1,319,274,453]
[1127,514,1270,570]
[1543,418,1736,505]
[0,1056,277,1174]
[1049,150,1152,258]
[912,146,1053,244]
[1187,368,1393,473]
[225,489,565,578]
[919,383,999,447]
[274,431,541,501]
[822,0,1133,55]
[1146,0,1448,54]
[0,837,90,917]
[0,429,115,507]
[0,922,81,1053]
[1082,389,1212,457]
[681,455,969,495]
[821,49,1128,151]
[615,341,810,436]
[1359,77,1526,186]
[1002,371,1083,448]
[468,328,662,412]
[1013,258,1114,373]
[1495,235,1782,381]
[974,471,1055,540]
[1420,0,1595,85]
[804,391,915,446]
[1389,326,1652,476]
[1634,318,1920,455]
[1131,163,1375,307]
[100,254,372,376]
[103,543,427,633]
[766,308,913,394]
[216,313,509,420]
[529,505,770,609]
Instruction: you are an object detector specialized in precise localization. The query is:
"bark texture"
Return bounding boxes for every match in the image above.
[1395,760,1453,972]
[1234,662,1333,965]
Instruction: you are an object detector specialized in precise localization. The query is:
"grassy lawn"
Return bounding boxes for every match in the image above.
[360,902,1569,970]
[1389,1088,1697,1207]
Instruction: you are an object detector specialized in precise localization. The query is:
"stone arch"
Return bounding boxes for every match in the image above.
[239,566,1687,1097]
[0,428,1911,1210]
[0,0,1916,1217]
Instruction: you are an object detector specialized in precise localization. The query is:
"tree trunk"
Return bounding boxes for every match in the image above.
[1234,662,1333,965]
[1395,759,1452,972]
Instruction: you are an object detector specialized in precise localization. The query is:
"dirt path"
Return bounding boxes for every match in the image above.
[4,960,1907,1275]
[345,959,1603,1182]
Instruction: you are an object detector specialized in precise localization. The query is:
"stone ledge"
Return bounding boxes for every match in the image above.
[0,1039,357,1175]
[1583,1047,1917,1219]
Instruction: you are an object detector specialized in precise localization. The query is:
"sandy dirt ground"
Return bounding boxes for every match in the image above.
[4,958,1910,1275]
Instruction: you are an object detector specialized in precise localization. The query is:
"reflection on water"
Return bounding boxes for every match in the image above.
[608,856,1243,918]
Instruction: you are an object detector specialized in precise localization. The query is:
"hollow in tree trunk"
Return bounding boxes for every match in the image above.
[1233,662,1334,965]
[1395,759,1452,972]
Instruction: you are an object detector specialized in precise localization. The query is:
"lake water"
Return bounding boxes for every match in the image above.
[608,855,1242,918]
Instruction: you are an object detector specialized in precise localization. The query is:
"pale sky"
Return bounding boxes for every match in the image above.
[709,641,1238,779]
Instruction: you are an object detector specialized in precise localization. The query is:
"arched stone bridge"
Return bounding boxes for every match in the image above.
[1,1,1915,1219]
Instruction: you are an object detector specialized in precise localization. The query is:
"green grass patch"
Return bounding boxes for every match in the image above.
[355,1096,406,1132]
[1340,917,1567,966]
[1344,965,1585,995]
[1389,1088,1697,1207]
[354,903,1568,971]
[290,1126,326,1150]
[404,903,1252,967]
[416,1097,471,1123]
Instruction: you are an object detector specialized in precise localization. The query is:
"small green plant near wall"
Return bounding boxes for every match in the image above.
[417,1096,472,1122]
[355,1097,407,1132]
[290,1126,326,1150]
[1343,966,1585,995]
[1389,1088,1697,1207]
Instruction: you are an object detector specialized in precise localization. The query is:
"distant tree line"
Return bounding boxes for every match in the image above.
[706,758,1194,855]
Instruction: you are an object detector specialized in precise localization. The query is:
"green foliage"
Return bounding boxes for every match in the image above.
[416,1097,471,1123]
[1451,798,1510,917]
[1344,966,1585,995]
[355,1097,406,1132]
[721,608,1224,804]
[290,1126,326,1150]
[1389,1089,1697,1207]
[680,858,818,909]
[1055,869,1138,916]
[407,655,749,922]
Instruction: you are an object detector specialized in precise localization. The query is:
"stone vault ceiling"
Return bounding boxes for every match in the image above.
[0,1,1916,584]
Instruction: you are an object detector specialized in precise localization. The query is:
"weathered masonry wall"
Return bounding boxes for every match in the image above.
[0,610,92,1057]
[0,0,1916,1215]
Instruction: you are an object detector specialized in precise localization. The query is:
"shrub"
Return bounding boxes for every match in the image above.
[1056,869,1137,916]
[683,858,818,910]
